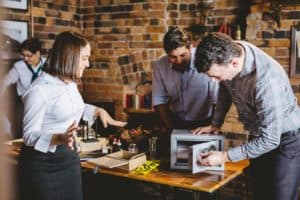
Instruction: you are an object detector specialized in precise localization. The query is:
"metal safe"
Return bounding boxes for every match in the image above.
[170,129,225,173]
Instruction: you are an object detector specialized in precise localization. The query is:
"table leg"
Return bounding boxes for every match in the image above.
[193,191,219,200]
[160,185,171,200]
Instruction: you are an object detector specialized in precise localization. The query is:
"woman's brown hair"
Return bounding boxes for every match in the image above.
[44,31,89,81]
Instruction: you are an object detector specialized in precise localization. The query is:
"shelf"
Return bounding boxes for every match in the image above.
[124,108,155,114]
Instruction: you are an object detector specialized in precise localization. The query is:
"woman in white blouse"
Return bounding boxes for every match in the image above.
[18,31,127,200]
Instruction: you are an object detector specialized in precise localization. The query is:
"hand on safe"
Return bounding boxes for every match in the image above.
[191,125,220,135]
[199,151,229,166]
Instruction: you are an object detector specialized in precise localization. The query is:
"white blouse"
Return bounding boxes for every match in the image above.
[22,72,96,153]
[2,57,46,97]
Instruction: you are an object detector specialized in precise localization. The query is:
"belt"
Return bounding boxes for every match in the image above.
[248,128,300,141]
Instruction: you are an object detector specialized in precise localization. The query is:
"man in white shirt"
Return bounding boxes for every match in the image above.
[1,37,45,138]
[2,37,45,97]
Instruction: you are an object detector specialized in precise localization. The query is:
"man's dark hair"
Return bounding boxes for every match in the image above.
[163,26,191,53]
[195,32,242,73]
[20,37,42,53]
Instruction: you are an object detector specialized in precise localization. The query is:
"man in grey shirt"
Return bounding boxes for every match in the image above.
[193,32,300,200]
[152,27,218,134]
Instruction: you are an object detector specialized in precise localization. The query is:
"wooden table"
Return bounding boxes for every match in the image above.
[81,159,249,200]
[6,143,249,200]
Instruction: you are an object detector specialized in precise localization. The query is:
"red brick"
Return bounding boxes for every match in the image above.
[98,43,112,48]
[146,26,165,33]
[250,3,270,13]
[267,39,290,47]
[276,48,289,57]
[146,42,163,48]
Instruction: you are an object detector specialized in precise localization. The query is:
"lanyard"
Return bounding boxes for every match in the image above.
[26,61,43,82]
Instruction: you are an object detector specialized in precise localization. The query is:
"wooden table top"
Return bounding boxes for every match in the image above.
[6,143,249,194]
[81,159,249,193]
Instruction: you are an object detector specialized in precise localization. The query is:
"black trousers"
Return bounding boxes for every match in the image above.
[250,129,300,200]
[18,145,82,200]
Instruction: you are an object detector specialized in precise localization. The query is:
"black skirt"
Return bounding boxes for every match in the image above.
[18,145,82,200]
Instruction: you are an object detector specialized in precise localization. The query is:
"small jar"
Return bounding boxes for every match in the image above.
[128,143,138,153]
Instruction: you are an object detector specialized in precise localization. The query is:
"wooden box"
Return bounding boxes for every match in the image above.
[87,150,146,172]
[77,137,109,152]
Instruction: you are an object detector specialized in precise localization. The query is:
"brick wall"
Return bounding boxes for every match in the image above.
[79,0,244,120]
[246,2,293,73]
[80,0,167,119]
[1,0,81,54]
[1,0,244,120]
[2,0,299,133]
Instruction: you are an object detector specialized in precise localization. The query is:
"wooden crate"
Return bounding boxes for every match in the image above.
[87,150,146,172]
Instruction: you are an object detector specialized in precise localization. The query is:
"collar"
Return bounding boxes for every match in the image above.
[41,72,75,86]
[30,58,43,71]
[236,41,255,78]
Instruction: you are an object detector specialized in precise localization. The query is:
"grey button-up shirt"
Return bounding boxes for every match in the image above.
[152,48,219,121]
[212,41,300,162]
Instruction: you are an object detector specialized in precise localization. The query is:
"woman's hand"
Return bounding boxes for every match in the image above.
[51,121,79,150]
[191,125,220,135]
[97,108,127,128]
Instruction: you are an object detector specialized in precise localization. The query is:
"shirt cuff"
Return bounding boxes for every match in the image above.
[211,119,223,128]
[211,112,226,127]
[34,133,53,153]
[48,145,57,153]
[227,145,247,162]
[83,104,97,122]
[152,96,168,107]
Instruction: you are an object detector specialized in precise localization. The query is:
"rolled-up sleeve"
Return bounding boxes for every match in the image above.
[152,62,168,106]
[23,86,53,153]
[82,103,97,123]
[228,74,282,162]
